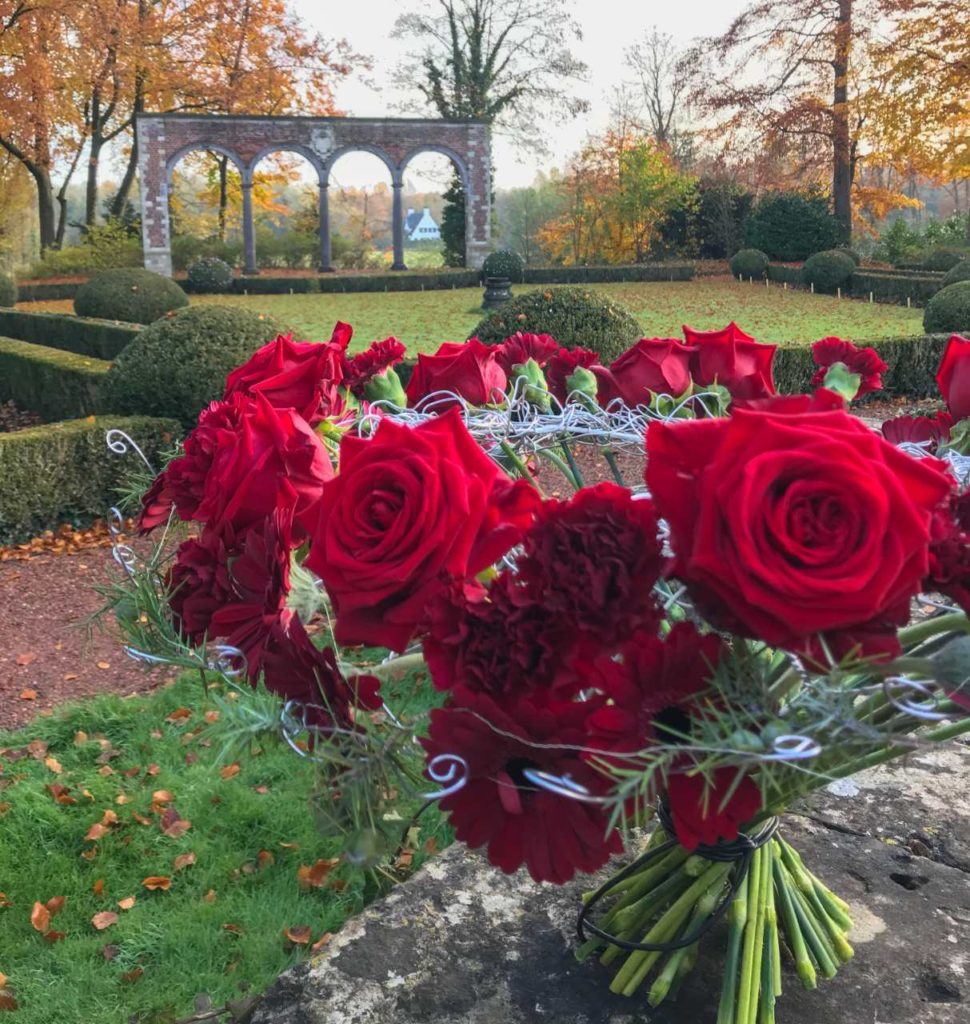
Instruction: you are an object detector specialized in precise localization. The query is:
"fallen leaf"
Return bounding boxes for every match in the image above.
[0,893,11,908]
[0,975,6,989]
[45,783,75,805]
[222,923,243,934]
[15,653,36,667]
[204,710,220,723]
[173,852,196,872]
[151,790,175,805]
[141,876,171,891]
[330,879,348,893]
[81,847,98,861]
[92,879,104,897]
[91,911,118,930]
[146,764,160,776]
[44,756,62,774]
[160,808,191,839]
[297,858,340,890]
[219,762,240,780]
[283,925,311,946]
[254,785,269,795]
[131,812,152,826]
[310,932,333,952]
[257,850,275,871]
[30,902,50,933]
[85,823,109,842]
[26,740,48,760]
[203,889,216,903]
[101,944,119,961]
[424,838,438,855]
[19,689,38,702]
[121,968,142,983]
[165,708,191,723]
[0,803,11,816]
[117,896,136,911]
[45,896,65,916]
[64,674,79,683]
[73,730,88,744]
[96,660,110,670]
[42,930,66,944]
[0,992,17,1011]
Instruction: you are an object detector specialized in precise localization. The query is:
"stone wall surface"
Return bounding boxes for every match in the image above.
[251,744,970,1024]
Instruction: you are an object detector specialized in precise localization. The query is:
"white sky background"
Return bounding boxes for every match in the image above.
[287,0,748,192]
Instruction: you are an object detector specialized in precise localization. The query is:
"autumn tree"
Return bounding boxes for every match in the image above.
[392,0,587,264]
[624,28,688,151]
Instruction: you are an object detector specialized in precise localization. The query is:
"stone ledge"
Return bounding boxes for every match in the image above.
[252,745,969,1024]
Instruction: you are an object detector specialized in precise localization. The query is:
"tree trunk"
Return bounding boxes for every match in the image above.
[831,0,853,242]
[33,165,57,251]
[86,134,103,227]
[109,128,139,219]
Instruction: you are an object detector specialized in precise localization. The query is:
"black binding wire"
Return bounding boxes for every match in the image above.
[576,801,779,954]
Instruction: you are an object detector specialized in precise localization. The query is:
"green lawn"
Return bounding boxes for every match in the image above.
[0,669,443,1024]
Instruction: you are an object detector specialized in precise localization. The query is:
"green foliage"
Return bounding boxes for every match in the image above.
[0,337,110,419]
[836,245,861,265]
[730,249,769,280]
[695,179,753,259]
[923,281,970,334]
[440,173,466,268]
[0,309,139,359]
[873,214,970,268]
[255,229,319,270]
[186,256,234,294]
[15,281,80,302]
[871,218,924,266]
[922,247,968,272]
[470,286,642,363]
[0,271,18,306]
[943,259,970,288]
[104,305,286,427]
[482,248,526,282]
[0,415,178,542]
[171,234,241,272]
[802,250,856,293]
[846,270,941,306]
[27,221,143,279]
[745,192,841,261]
[74,269,189,325]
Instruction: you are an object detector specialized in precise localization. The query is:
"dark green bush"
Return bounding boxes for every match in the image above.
[836,245,861,265]
[922,248,968,272]
[187,256,234,294]
[766,264,803,286]
[469,287,642,363]
[0,273,17,307]
[482,249,526,283]
[923,281,970,334]
[74,268,188,325]
[942,259,970,288]
[16,281,79,302]
[745,192,842,261]
[26,222,142,279]
[103,305,286,427]
[0,310,139,360]
[522,264,694,285]
[0,415,179,544]
[0,337,110,419]
[172,235,241,272]
[802,250,856,293]
[730,249,769,280]
[847,271,941,306]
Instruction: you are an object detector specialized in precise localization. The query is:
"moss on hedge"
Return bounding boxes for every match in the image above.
[0,415,180,543]
[0,337,110,419]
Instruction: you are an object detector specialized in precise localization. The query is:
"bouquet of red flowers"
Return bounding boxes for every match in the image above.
[103,323,970,1023]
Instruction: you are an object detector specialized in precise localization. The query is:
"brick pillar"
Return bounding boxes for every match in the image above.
[391,181,407,271]
[319,183,332,272]
[241,181,257,275]
[136,116,173,276]
[464,125,491,269]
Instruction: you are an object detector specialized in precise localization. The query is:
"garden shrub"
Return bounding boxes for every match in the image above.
[74,268,188,325]
[0,273,17,306]
[26,221,142,278]
[15,281,80,302]
[745,192,842,261]
[0,309,139,360]
[103,305,286,427]
[482,249,526,283]
[836,245,861,265]
[922,248,968,273]
[846,271,941,306]
[729,249,769,280]
[0,415,179,544]
[0,337,110,419]
[802,250,856,293]
[187,256,234,293]
[923,281,970,334]
[171,234,241,272]
[522,264,694,285]
[942,259,970,288]
[470,286,642,363]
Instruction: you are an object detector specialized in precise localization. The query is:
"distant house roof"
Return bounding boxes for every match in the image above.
[404,208,422,233]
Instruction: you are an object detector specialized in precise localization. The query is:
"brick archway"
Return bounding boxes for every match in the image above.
[135,113,491,275]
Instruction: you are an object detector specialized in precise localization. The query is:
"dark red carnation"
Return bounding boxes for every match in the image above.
[646,405,953,664]
[494,332,560,374]
[341,337,406,398]
[926,491,970,616]
[167,523,236,644]
[882,411,953,447]
[666,767,763,851]
[545,346,606,404]
[405,339,507,409]
[810,336,888,398]
[599,338,695,406]
[306,408,540,651]
[422,687,622,883]
[936,334,970,422]
[683,321,776,403]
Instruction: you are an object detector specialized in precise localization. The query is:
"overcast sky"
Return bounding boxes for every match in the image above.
[289,0,747,191]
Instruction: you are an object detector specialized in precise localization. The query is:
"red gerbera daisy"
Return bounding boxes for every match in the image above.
[666,766,763,851]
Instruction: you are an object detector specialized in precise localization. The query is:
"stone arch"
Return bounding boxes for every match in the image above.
[165,141,247,182]
[397,145,472,268]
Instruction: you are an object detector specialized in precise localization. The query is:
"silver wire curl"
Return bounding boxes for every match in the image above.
[420,754,470,800]
[882,675,949,721]
[105,429,156,474]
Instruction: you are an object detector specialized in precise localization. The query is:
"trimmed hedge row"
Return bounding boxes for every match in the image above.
[765,263,943,305]
[15,281,82,302]
[0,309,139,359]
[0,337,110,419]
[520,263,694,285]
[765,264,803,286]
[0,415,180,544]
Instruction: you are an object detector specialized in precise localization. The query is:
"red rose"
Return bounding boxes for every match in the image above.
[341,336,406,398]
[810,337,888,398]
[882,411,953,447]
[936,334,970,422]
[405,339,507,409]
[600,338,695,406]
[545,346,607,404]
[422,687,622,883]
[683,321,776,402]
[646,404,953,663]
[223,331,346,423]
[666,767,763,851]
[494,332,560,373]
[926,492,970,618]
[305,408,540,651]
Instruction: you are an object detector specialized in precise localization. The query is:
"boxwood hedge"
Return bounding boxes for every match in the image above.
[0,337,110,419]
[0,309,139,360]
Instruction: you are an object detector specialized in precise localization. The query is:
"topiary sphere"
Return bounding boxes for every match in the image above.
[730,248,770,280]
[923,281,970,334]
[102,305,287,427]
[470,286,642,363]
[74,267,188,324]
[187,256,234,294]
[481,249,526,283]
[836,245,861,265]
[802,249,856,293]
[941,259,970,288]
[0,273,17,307]
[922,248,967,273]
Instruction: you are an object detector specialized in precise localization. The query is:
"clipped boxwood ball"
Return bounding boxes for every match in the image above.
[74,268,188,324]
[942,259,970,288]
[103,305,286,427]
[802,249,856,293]
[0,273,17,307]
[923,281,970,335]
[923,248,967,273]
[836,245,861,265]
[481,249,526,283]
[470,286,641,363]
[187,256,234,294]
[730,248,769,280]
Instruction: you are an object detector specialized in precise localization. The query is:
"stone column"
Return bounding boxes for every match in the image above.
[391,181,407,271]
[241,180,257,275]
[318,182,333,272]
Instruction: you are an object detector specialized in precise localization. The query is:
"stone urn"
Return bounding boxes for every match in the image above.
[482,275,512,309]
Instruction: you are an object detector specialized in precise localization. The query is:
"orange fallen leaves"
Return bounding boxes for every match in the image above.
[117,896,136,910]
[283,925,312,946]
[160,807,191,838]
[296,858,340,890]
[165,708,191,723]
[92,879,105,896]
[219,762,241,780]
[173,851,196,872]
[311,932,333,953]
[15,653,36,667]
[92,911,118,930]
[141,876,171,891]
[30,902,50,934]
[19,690,38,702]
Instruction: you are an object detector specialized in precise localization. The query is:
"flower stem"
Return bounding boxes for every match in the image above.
[498,440,544,493]
[560,440,585,489]
[772,843,816,990]
[735,846,767,1024]
[601,447,628,487]
[716,867,749,1024]
[898,611,970,646]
